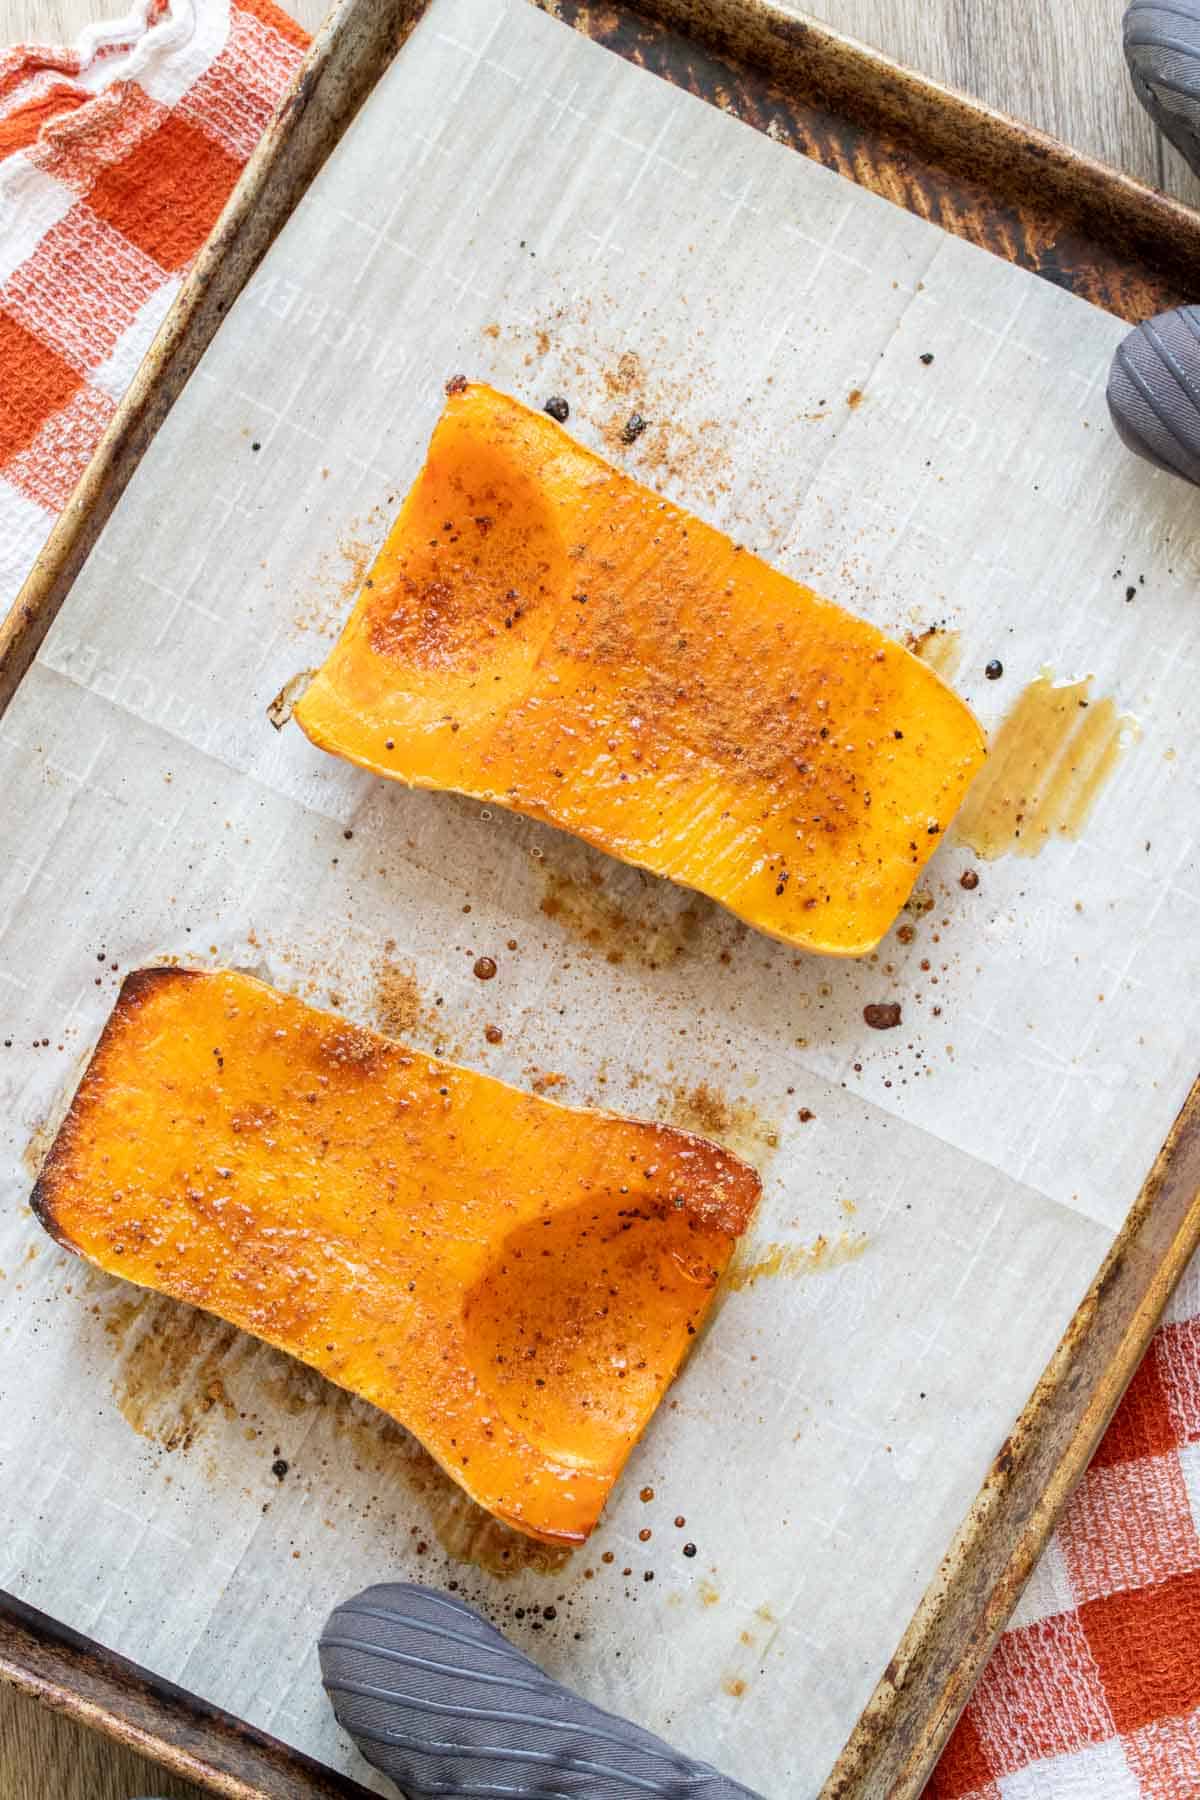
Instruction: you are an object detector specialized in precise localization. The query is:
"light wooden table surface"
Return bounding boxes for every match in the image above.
[1,0,1195,1796]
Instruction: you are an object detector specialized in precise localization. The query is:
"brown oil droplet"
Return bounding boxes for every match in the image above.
[723,1676,747,1699]
[959,868,979,891]
[727,1232,868,1291]
[863,1002,902,1030]
[639,1527,652,1542]
[473,956,498,981]
[639,1485,655,1502]
[955,671,1137,860]
[908,626,963,680]
[675,1515,687,1528]
[847,389,863,410]
[484,1024,503,1044]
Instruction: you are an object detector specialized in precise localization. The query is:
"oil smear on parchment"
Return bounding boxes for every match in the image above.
[955,670,1138,859]
[726,1232,868,1291]
[909,626,964,681]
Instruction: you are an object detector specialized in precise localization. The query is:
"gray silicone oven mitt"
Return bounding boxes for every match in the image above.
[320,1583,764,1800]
[1124,0,1200,173]
[1107,305,1200,482]
[1107,5,1200,483]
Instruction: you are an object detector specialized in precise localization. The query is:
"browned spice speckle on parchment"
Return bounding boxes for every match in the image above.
[373,955,436,1040]
[483,316,740,515]
[293,514,385,640]
[538,863,724,970]
[663,1082,779,1165]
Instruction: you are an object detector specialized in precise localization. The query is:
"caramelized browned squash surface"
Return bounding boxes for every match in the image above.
[295,383,986,954]
[33,968,759,1542]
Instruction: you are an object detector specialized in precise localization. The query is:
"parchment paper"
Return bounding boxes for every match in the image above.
[1,2,1198,1791]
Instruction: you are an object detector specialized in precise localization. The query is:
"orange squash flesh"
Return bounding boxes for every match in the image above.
[295,383,986,955]
[32,968,759,1543]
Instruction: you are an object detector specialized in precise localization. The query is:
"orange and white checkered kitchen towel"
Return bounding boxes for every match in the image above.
[2,6,1199,1795]
[932,1246,1200,1798]
[0,0,306,607]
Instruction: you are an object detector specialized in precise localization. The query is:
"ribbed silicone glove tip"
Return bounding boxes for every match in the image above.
[1107,308,1200,486]
[319,1582,763,1799]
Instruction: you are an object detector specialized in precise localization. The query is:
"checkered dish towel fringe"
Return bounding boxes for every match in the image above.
[3,5,1200,1796]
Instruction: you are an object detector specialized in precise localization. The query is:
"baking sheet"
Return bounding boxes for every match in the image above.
[1,0,1197,1791]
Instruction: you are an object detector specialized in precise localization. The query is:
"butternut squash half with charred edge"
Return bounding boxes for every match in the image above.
[295,384,986,955]
[32,968,759,1543]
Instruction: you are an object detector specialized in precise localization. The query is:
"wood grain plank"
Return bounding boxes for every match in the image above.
[0,1682,203,1800]
[787,0,1163,188]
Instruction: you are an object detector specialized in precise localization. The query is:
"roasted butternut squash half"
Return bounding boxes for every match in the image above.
[32,968,759,1543]
[295,383,985,955]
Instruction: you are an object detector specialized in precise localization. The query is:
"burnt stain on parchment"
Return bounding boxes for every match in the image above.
[89,1279,571,1580]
